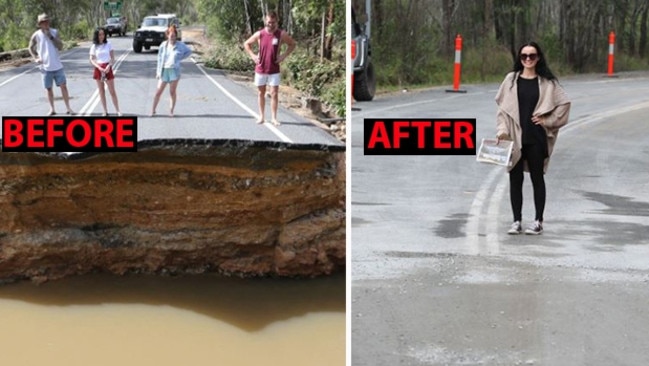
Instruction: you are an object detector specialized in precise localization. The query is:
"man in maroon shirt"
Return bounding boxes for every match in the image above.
[244,11,296,126]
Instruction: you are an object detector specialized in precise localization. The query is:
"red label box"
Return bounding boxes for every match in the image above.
[364,119,476,155]
[2,116,137,152]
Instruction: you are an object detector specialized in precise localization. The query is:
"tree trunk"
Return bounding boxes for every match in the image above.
[260,0,267,17]
[484,0,495,40]
[628,1,643,55]
[616,0,628,53]
[244,0,253,35]
[374,0,382,38]
[285,0,293,35]
[323,0,335,60]
[640,1,649,56]
[442,0,454,56]
[320,9,326,62]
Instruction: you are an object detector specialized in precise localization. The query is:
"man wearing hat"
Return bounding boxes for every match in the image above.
[28,13,74,115]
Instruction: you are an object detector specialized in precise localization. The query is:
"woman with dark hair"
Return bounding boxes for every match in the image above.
[151,24,192,117]
[495,42,571,235]
[89,27,121,116]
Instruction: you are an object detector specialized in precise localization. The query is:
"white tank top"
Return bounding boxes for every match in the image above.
[34,29,63,71]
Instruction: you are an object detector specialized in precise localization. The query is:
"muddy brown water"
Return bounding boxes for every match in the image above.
[0,273,345,365]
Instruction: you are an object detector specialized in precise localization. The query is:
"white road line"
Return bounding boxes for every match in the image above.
[77,90,100,115]
[485,177,507,254]
[0,67,38,88]
[0,49,82,88]
[352,90,488,118]
[191,57,293,143]
[466,164,502,255]
[473,100,649,255]
[561,100,649,134]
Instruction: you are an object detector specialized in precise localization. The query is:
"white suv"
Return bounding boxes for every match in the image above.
[132,14,181,53]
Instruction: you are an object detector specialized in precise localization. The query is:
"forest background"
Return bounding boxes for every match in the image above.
[0,0,345,117]
[355,0,649,92]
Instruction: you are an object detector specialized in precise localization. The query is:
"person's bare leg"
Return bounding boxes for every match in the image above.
[60,83,73,114]
[256,85,266,124]
[270,85,280,126]
[46,87,55,115]
[106,79,121,115]
[96,80,108,115]
[151,80,167,116]
[169,79,179,117]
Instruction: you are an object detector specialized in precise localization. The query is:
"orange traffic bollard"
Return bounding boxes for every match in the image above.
[607,31,616,76]
[446,34,467,93]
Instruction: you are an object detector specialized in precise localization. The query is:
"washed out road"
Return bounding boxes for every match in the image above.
[351,73,649,365]
[0,31,341,147]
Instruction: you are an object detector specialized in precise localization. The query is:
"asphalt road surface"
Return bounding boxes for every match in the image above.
[0,33,341,147]
[352,73,649,365]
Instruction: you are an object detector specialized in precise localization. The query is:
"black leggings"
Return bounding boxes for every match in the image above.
[509,143,546,222]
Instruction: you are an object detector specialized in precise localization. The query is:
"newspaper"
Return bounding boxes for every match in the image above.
[476,138,513,167]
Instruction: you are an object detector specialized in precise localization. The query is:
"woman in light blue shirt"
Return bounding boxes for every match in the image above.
[151,24,192,117]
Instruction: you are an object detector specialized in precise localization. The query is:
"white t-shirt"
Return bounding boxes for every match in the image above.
[89,41,113,63]
[164,45,177,68]
[32,28,63,71]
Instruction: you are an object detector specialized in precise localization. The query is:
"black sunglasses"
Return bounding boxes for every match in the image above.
[520,53,538,61]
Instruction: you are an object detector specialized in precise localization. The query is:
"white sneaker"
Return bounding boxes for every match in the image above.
[507,221,522,235]
[525,220,543,235]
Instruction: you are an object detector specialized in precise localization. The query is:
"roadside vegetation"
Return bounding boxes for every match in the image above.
[353,0,649,93]
[0,0,345,118]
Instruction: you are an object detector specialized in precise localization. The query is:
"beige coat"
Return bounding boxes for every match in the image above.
[495,71,571,172]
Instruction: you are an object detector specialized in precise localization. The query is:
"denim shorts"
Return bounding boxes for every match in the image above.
[161,68,179,83]
[42,68,67,89]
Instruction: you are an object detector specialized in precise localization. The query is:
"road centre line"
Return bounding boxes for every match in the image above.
[191,57,293,143]
[471,100,649,255]
[485,176,507,254]
[466,159,502,255]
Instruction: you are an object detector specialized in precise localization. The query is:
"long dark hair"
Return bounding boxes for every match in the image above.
[92,27,107,45]
[511,41,557,87]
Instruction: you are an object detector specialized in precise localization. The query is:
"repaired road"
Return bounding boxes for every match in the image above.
[352,73,649,365]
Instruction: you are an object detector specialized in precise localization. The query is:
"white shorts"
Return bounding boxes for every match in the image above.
[254,73,280,87]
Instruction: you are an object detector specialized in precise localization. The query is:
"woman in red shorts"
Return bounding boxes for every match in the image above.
[89,27,122,116]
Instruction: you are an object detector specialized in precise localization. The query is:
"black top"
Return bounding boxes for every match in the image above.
[517,76,546,149]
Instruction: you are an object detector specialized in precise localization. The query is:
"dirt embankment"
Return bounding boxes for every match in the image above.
[0,143,346,284]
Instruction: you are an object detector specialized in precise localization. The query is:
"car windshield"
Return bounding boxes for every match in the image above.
[143,18,168,27]
[107,18,120,24]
